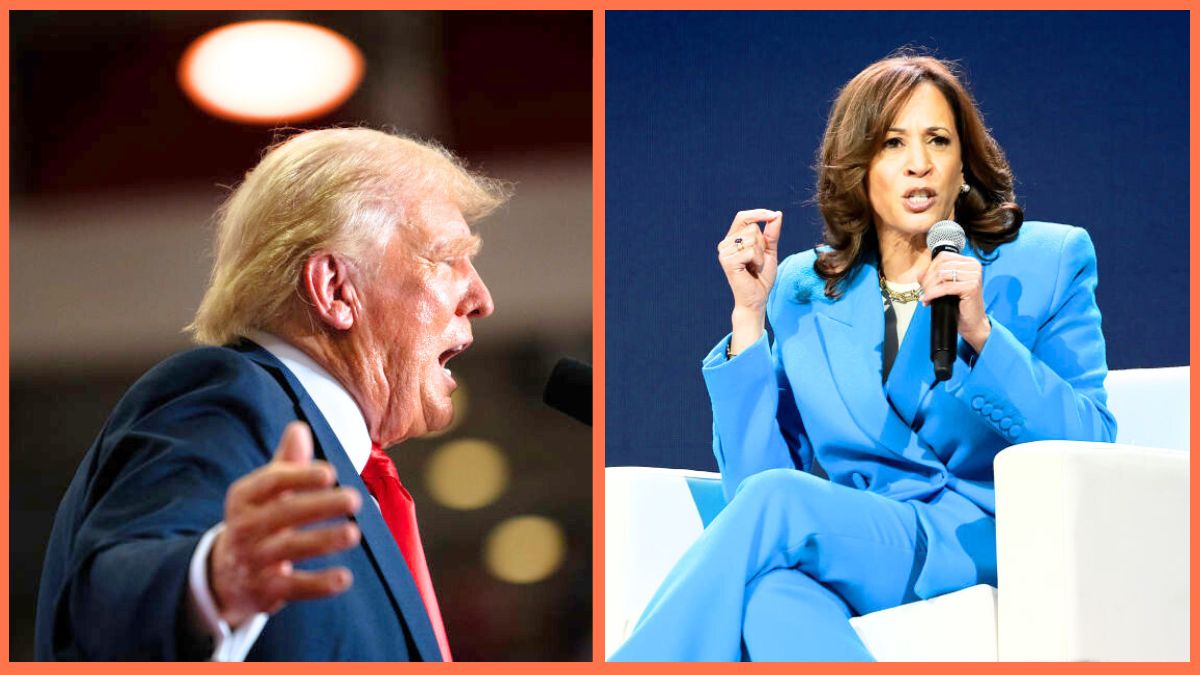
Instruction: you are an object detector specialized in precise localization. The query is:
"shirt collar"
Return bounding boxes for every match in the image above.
[244,330,372,475]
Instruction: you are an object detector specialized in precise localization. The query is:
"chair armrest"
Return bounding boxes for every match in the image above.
[994,440,1189,661]
[604,466,722,658]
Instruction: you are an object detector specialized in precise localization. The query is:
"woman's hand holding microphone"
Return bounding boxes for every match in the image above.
[916,251,991,353]
[717,209,783,356]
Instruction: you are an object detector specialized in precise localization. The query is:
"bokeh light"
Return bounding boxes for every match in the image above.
[483,515,566,584]
[425,438,509,510]
[179,20,363,124]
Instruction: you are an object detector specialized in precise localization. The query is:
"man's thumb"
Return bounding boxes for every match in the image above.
[274,421,314,465]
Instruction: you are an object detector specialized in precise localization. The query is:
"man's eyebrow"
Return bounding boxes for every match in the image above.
[433,233,483,258]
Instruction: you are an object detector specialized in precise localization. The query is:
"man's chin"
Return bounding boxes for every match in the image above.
[417,399,455,437]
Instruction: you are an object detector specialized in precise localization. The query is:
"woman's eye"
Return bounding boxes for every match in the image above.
[931,135,951,146]
[883,137,902,149]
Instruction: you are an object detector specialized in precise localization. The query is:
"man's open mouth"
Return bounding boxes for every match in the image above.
[438,342,470,369]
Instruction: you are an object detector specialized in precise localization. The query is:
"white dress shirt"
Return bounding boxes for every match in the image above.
[186,331,372,661]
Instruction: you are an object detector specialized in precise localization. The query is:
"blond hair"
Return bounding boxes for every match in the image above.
[188,127,510,345]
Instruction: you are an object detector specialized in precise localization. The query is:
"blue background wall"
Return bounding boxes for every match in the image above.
[605,11,1190,470]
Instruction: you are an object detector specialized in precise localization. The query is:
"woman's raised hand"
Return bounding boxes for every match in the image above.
[717,209,783,354]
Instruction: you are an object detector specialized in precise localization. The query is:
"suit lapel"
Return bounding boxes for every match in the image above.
[884,300,938,429]
[813,262,916,456]
[238,342,444,662]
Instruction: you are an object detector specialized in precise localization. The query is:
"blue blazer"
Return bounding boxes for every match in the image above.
[701,221,1116,599]
[35,341,444,661]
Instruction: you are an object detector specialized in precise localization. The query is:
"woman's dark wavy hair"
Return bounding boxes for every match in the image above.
[814,52,1023,298]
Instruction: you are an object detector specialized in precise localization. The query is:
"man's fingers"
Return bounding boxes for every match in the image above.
[274,421,314,465]
[229,462,336,508]
[268,567,355,603]
[254,522,361,568]
[242,487,362,542]
[255,566,354,612]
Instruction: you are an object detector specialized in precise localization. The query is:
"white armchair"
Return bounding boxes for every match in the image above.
[604,366,1190,661]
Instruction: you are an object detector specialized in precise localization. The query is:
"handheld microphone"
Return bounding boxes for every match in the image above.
[543,357,592,426]
[927,220,967,382]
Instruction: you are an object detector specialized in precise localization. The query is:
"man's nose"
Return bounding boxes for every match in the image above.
[461,265,494,319]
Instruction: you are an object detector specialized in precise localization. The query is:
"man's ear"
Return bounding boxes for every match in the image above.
[301,252,359,331]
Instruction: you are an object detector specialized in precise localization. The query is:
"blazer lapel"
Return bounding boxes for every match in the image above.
[883,300,938,430]
[885,240,986,431]
[238,342,444,662]
[813,262,916,456]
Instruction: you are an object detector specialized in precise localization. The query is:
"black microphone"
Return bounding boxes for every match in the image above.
[544,357,591,426]
[927,220,967,382]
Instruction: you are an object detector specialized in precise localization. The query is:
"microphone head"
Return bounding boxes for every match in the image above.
[927,220,966,254]
[543,357,591,426]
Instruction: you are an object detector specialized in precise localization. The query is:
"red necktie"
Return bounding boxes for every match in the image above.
[360,443,452,661]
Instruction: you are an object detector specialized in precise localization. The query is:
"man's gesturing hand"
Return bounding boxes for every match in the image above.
[210,421,363,627]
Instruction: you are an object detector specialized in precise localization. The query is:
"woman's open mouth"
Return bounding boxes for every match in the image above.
[903,188,937,214]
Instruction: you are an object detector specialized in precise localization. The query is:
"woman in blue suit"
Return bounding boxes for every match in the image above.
[610,54,1116,661]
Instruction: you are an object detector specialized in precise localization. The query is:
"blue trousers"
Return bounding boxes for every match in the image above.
[609,469,928,662]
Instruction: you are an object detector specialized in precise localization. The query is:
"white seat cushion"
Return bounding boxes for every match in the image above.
[1105,366,1189,451]
[604,466,712,658]
[850,584,998,661]
[995,440,1189,661]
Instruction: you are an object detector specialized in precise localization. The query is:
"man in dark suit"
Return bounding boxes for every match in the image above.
[35,128,509,660]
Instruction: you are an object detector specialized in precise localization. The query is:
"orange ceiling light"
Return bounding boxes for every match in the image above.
[180,20,364,125]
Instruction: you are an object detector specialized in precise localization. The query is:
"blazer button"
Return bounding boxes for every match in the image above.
[999,417,1013,430]
[981,403,994,416]
[1008,424,1023,438]
[971,396,985,410]
[990,409,1004,422]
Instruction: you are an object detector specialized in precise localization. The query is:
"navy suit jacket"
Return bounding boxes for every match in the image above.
[35,340,444,661]
[702,221,1116,599]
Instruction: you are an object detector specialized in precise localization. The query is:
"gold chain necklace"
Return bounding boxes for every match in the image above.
[878,269,922,304]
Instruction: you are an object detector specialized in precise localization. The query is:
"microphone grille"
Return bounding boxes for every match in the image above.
[927,220,966,252]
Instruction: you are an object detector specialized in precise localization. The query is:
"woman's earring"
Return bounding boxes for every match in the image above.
[960,183,971,194]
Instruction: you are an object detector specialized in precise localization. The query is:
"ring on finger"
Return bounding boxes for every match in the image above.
[734,237,744,251]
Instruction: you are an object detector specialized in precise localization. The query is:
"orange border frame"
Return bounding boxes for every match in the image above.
[2,4,1196,672]
[593,6,607,668]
